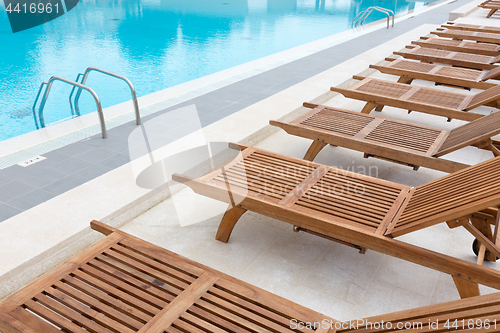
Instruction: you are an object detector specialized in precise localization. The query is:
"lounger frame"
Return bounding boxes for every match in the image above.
[394,45,499,70]
[412,37,500,56]
[329,77,497,122]
[174,145,500,299]
[432,28,500,44]
[271,103,500,173]
[370,58,498,90]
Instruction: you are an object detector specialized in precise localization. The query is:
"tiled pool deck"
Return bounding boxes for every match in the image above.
[2,0,499,323]
[0,0,467,222]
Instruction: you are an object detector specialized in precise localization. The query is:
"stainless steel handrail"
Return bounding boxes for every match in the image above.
[38,76,108,138]
[352,6,394,29]
[73,67,141,125]
[362,7,394,28]
[68,73,84,116]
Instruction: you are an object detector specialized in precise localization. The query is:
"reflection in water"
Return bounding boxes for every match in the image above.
[316,0,326,12]
[0,0,434,141]
[267,0,297,12]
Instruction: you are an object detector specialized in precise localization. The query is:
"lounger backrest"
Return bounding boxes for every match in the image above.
[464,83,500,110]
[390,156,500,237]
[482,65,500,80]
[339,292,500,332]
[436,110,500,155]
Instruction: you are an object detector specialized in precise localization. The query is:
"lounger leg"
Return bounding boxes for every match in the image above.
[471,214,498,262]
[303,140,327,161]
[477,242,487,265]
[216,205,247,243]
[360,102,377,114]
[397,76,413,84]
[487,9,497,18]
[476,139,500,157]
[452,275,480,299]
[374,104,384,112]
[489,144,500,157]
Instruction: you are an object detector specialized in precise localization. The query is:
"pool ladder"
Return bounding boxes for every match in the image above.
[352,6,394,29]
[32,67,141,138]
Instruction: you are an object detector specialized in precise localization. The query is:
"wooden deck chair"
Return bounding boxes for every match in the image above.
[394,45,500,70]
[269,103,500,173]
[412,37,500,56]
[442,21,500,34]
[370,58,500,90]
[329,77,500,121]
[479,2,500,17]
[432,28,500,44]
[0,220,335,333]
[173,144,500,298]
[340,292,500,332]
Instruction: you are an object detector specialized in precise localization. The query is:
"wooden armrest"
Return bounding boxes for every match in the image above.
[90,220,117,236]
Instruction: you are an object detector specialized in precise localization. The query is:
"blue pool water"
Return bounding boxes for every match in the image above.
[0,0,434,141]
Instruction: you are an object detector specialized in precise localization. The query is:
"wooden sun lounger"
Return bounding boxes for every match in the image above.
[329,77,500,121]
[270,103,500,173]
[394,45,500,70]
[173,144,500,298]
[340,292,500,332]
[412,37,500,56]
[432,28,500,44]
[442,21,500,34]
[370,58,500,90]
[0,220,335,333]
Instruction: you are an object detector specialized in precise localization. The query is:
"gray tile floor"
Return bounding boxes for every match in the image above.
[0,0,469,222]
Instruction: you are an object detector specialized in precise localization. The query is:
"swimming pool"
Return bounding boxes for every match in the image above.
[0,0,435,141]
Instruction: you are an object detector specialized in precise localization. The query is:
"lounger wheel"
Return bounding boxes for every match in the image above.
[472,239,498,261]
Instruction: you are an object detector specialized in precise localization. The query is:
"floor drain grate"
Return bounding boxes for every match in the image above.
[17,156,46,167]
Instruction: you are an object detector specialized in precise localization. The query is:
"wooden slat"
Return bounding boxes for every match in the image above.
[432,28,500,44]
[413,37,500,56]
[197,293,301,332]
[72,266,165,314]
[117,238,204,278]
[175,312,230,333]
[1,220,336,333]
[99,248,190,292]
[395,46,498,70]
[331,78,483,122]
[271,106,469,173]
[52,280,146,330]
[208,286,302,329]
[112,243,198,284]
[339,292,500,332]
[63,273,156,319]
[6,307,59,333]
[88,257,175,304]
[43,286,136,333]
[0,232,125,313]
[393,157,500,235]
[25,296,106,333]
[278,165,329,207]
[137,271,219,333]
[212,276,333,332]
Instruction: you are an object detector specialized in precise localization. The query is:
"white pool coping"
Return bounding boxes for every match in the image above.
[449,0,483,19]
